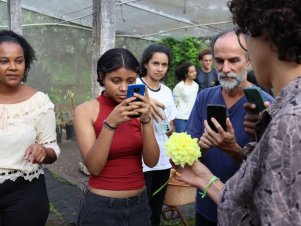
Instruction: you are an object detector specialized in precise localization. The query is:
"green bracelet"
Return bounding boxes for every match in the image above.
[199,176,219,198]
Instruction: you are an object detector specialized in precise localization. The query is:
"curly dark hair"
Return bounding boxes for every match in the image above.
[0,30,36,82]
[228,0,301,63]
[175,62,194,82]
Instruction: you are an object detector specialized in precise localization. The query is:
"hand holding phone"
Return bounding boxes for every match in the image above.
[126,84,146,118]
[153,107,170,134]
[126,84,145,101]
[207,104,227,132]
[243,87,265,113]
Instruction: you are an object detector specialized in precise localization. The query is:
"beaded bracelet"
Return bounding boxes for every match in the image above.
[140,117,151,124]
[103,120,117,131]
[199,176,219,198]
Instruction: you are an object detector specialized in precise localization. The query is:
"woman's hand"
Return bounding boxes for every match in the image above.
[105,96,143,127]
[149,98,165,122]
[24,144,47,164]
[136,88,151,122]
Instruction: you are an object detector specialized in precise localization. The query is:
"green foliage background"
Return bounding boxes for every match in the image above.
[158,37,208,89]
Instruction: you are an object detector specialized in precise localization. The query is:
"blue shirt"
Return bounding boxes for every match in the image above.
[195,68,219,92]
[185,85,274,222]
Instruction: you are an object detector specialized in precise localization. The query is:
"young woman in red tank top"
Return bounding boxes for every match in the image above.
[74,48,159,226]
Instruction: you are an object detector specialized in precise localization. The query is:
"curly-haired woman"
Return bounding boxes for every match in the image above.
[173,62,198,132]
[174,1,301,225]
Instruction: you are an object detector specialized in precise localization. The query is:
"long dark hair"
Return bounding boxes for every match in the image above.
[175,62,194,82]
[139,44,172,77]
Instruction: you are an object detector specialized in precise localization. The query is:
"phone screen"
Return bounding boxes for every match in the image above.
[207,104,227,132]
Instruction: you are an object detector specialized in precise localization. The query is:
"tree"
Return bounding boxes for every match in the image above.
[158,37,208,89]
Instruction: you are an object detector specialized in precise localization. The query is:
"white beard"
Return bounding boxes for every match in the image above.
[218,68,247,91]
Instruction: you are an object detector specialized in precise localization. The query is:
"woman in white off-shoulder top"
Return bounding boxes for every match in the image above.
[0,30,60,226]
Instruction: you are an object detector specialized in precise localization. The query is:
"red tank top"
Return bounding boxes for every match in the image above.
[88,94,145,190]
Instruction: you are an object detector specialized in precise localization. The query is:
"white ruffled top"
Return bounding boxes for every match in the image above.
[0,92,60,184]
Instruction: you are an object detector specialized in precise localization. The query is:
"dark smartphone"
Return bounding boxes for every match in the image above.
[126,84,145,118]
[243,87,265,113]
[207,104,227,132]
[126,84,145,101]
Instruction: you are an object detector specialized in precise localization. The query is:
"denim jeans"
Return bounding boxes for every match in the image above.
[77,188,151,226]
[174,119,188,133]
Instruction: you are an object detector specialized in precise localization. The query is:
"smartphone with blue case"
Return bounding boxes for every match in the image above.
[126,84,145,101]
[126,84,145,118]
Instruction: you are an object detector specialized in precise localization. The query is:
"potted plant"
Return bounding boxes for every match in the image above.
[48,87,65,143]
[63,89,76,141]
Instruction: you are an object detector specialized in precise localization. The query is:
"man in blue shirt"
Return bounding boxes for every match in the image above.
[195,48,219,92]
[186,30,274,226]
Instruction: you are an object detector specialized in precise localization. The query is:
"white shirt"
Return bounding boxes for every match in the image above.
[0,92,60,183]
[136,78,178,172]
[173,80,199,120]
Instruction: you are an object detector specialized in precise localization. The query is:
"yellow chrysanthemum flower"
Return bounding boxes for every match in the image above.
[165,132,201,167]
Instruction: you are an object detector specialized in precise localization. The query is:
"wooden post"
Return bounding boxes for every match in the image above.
[91,0,116,98]
[7,0,22,34]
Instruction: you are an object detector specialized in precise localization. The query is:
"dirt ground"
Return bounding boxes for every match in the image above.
[45,138,195,225]
[45,139,86,225]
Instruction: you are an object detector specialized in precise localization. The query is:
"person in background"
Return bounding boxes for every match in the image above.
[136,44,178,226]
[74,48,159,226]
[0,30,60,225]
[173,62,199,132]
[195,48,219,92]
[176,0,301,225]
[185,30,273,226]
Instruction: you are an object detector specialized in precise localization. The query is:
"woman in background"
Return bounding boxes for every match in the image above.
[74,48,159,226]
[0,30,60,226]
[137,44,178,226]
[173,62,199,132]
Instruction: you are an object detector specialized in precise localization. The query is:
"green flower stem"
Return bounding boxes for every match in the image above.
[151,169,177,197]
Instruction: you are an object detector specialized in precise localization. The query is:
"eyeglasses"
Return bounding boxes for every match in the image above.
[235,28,249,52]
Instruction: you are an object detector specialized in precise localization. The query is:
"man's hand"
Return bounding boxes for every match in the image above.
[199,118,243,164]
[173,161,214,189]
